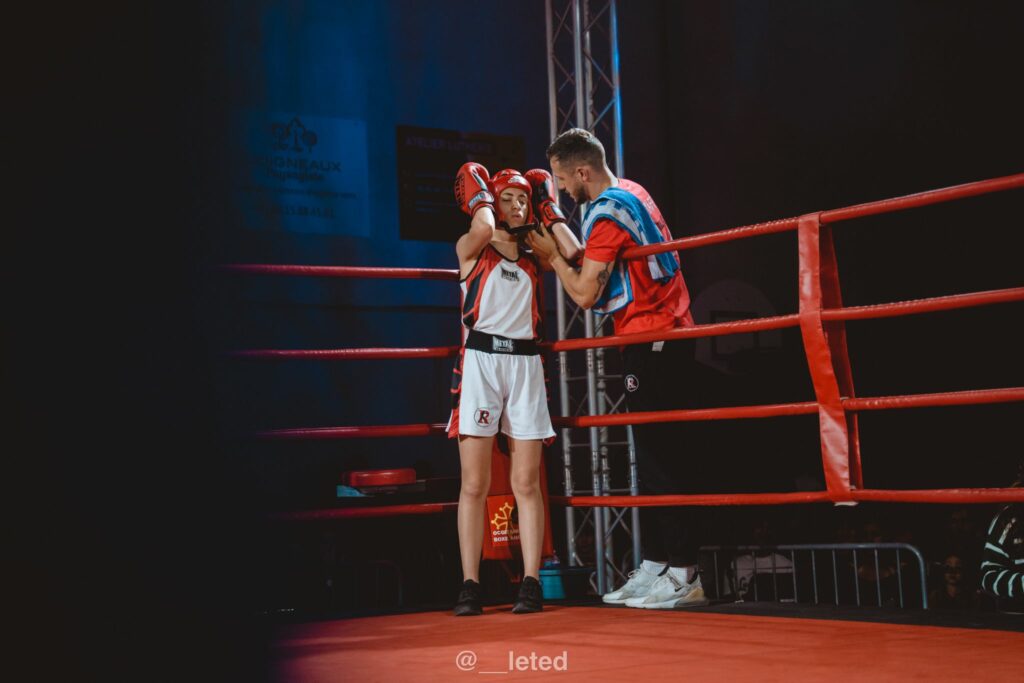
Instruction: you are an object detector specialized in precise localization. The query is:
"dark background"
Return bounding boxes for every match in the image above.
[9,1,1023,678]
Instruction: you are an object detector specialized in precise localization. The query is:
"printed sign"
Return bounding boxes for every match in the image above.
[235,112,369,235]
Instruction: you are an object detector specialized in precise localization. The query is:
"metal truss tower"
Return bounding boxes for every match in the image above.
[544,0,637,595]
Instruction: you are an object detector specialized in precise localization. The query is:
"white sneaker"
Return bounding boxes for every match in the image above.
[602,566,661,605]
[625,572,708,609]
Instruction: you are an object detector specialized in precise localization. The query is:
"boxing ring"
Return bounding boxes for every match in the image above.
[228,173,1024,680]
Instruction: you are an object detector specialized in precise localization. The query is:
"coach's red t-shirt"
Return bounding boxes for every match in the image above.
[583,179,693,335]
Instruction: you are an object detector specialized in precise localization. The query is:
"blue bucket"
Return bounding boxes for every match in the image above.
[539,566,594,600]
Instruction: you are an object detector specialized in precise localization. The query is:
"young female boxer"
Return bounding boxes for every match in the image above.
[449,163,580,615]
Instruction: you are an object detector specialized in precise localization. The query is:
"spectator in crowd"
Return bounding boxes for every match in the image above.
[929,553,978,610]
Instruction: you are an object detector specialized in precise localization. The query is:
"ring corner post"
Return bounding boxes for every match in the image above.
[797,212,853,502]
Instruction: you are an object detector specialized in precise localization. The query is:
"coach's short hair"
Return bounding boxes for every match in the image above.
[546,128,606,168]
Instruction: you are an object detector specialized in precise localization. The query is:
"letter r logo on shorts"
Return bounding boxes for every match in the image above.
[475,409,491,425]
[625,374,639,392]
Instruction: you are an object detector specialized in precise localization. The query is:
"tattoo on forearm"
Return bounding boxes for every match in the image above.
[595,263,612,296]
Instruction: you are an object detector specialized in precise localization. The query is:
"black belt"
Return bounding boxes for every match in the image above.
[465,329,540,356]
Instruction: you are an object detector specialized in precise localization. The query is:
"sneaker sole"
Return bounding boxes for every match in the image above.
[602,596,635,605]
[639,597,710,609]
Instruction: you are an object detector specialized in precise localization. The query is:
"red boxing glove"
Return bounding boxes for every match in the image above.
[454,162,494,216]
[524,168,567,228]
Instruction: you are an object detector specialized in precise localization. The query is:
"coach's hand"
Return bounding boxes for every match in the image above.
[526,223,561,262]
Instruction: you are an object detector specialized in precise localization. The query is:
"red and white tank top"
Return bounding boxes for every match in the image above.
[460,245,543,340]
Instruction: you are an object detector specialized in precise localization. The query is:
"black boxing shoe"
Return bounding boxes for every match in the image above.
[512,575,544,614]
[454,579,483,616]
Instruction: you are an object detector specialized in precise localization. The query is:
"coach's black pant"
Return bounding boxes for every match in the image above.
[621,338,707,568]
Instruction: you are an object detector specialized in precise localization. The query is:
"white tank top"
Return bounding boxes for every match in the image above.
[460,245,542,340]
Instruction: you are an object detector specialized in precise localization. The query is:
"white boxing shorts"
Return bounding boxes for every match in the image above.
[447,333,555,441]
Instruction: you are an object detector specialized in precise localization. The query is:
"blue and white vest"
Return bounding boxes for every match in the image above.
[581,186,679,315]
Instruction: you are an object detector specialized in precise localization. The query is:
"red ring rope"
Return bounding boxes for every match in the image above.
[547,314,801,352]
[270,495,833,521]
[558,488,1024,507]
[231,287,1023,360]
[624,217,800,257]
[268,502,458,521]
[256,387,1024,439]
[222,264,459,280]
[234,346,461,360]
[621,172,1024,259]
[821,287,1024,321]
[266,486,1024,522]
[821,172,1024,223]
[843,387,1024,411]
[258,424,448,439]
[232,316,803,359]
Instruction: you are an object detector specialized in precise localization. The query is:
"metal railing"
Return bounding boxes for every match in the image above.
[700,543,929,609]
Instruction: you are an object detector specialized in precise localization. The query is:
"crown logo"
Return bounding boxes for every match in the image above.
[490,501,515,530]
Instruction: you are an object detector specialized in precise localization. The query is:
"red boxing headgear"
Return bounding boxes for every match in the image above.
[489,168,533,224]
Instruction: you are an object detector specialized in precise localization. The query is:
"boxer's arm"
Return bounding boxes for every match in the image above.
[456,206,496,264]
[454,162,496,268]
[547,254,612,309]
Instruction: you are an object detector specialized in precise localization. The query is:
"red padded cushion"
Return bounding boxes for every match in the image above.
[342,468,417,487]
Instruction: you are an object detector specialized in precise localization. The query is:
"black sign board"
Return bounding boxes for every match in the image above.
[397,125,525,242]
